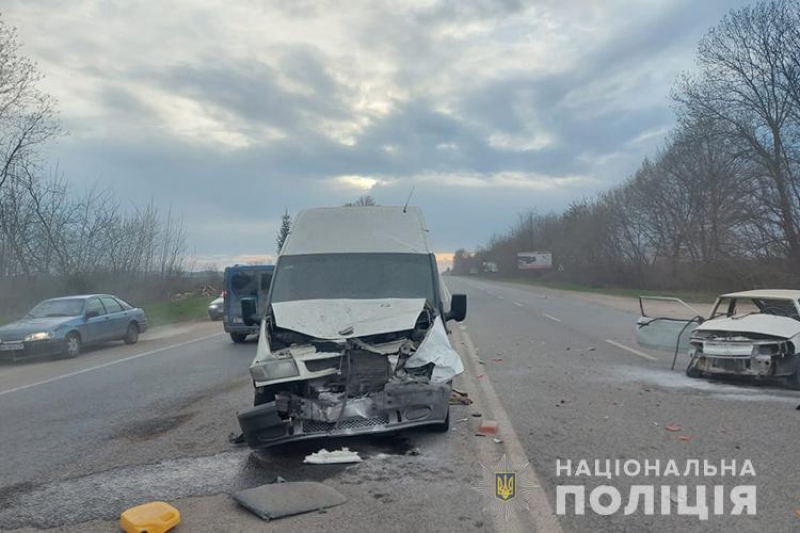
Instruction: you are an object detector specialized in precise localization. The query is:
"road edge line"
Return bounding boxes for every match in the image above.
[453,324,564,533]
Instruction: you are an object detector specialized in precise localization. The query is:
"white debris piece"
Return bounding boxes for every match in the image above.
[304,447,362,465]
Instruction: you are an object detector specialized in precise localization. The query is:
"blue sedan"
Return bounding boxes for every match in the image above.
[0,294,148,360]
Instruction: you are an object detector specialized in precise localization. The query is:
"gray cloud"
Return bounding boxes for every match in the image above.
[5,0,756,261]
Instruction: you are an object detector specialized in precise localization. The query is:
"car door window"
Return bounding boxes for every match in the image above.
[101,297,123,314]
[86,298,106,317]
[115,297,133,310]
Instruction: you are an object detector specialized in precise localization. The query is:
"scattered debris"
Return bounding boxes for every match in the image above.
[457,418,469,423]
[228,432,245,445]
[272,476,287,484]
[565,347,571,351]
[678,435,692,442]
[477,374,486,379]
[233,482,347,521]
[492,438,503,444]
[796,404,800,411]
[477,420,498,436]
[795,508,800,519]
[120,501,180,533]
[472,412,482,418]
[665,424,682,432]
[492,357,503,362]
[587,347,596,352]
[449,389,473,405]
[304,448,362,464]
[406,447,421,456]
[478,360,485,365]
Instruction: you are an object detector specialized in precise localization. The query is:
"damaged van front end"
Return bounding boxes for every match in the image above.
[237,298,463,448]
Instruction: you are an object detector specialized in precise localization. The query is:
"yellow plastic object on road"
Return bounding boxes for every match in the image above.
[120,501,181,533]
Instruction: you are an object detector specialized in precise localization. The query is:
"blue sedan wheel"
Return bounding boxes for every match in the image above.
[63,333,82,358]
[123,323,140,345]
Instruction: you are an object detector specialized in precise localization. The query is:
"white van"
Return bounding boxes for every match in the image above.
[236,206,467,448]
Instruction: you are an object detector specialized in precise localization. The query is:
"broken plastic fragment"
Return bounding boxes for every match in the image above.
[665,424,681,432]
[405,315,464,382]
[304,447,362,464]
[449,389,473,405]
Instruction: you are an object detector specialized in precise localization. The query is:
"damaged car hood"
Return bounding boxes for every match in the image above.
[271,298,427,340]
[695,314,800,339]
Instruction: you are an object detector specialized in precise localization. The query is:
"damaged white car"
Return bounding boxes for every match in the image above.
[236,206,467,448]
[637,290,800,389]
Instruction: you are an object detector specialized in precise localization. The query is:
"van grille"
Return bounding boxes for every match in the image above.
[303,415,389,433]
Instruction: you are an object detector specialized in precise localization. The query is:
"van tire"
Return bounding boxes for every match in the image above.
[432,409,450,432]
[786,356,800,390]
[230,333,248,343]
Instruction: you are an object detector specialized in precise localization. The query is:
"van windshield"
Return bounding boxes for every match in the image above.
[271,253,435,304]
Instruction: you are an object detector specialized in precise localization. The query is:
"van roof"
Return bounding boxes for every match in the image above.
[281,206,432,255]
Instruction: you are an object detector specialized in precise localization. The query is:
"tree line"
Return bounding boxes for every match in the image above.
[0,19,188,315]
[455,1,800,291]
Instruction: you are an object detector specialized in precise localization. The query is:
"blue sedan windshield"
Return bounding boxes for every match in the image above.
[28,299,85,318]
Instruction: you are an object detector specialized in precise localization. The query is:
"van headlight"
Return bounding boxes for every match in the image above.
[25,332,54,342]
[250,358,299,381]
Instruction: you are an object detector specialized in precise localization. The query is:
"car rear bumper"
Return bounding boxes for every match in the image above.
[238,382,450,449]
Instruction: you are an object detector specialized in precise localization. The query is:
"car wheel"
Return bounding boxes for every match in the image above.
[123,323,140,345]
[686,358,702,378]
[230,333,248,343]
[63,333,82,358]
[786,356,800,390]
[432,408,450,432]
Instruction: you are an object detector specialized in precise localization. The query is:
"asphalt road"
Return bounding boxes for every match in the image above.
[1,279,798,532]
[446,276,800,533]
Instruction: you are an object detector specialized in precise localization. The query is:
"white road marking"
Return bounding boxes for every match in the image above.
[0,333,225,397]
[513,302,525,307]
[440,277,452,304]
[542,313,562,323]
[605,339,657,361]
[455,325,564,533]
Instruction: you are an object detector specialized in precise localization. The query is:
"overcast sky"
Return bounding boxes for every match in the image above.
[4,0,752,267]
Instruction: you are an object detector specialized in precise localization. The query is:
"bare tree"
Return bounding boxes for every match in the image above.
[276,209,291,253]
[0,18,59,194]
[674,0,800,262]
[344,195,377,206]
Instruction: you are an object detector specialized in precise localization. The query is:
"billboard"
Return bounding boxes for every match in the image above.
[517,251,552,270]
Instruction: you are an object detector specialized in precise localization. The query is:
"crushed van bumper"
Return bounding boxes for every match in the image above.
[238,382,450,449]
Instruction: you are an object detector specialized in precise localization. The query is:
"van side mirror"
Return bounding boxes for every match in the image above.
[446,294,467,322]
[241,297,258,326]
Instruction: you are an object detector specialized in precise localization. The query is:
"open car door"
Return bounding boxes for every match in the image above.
[636,296,705,354]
